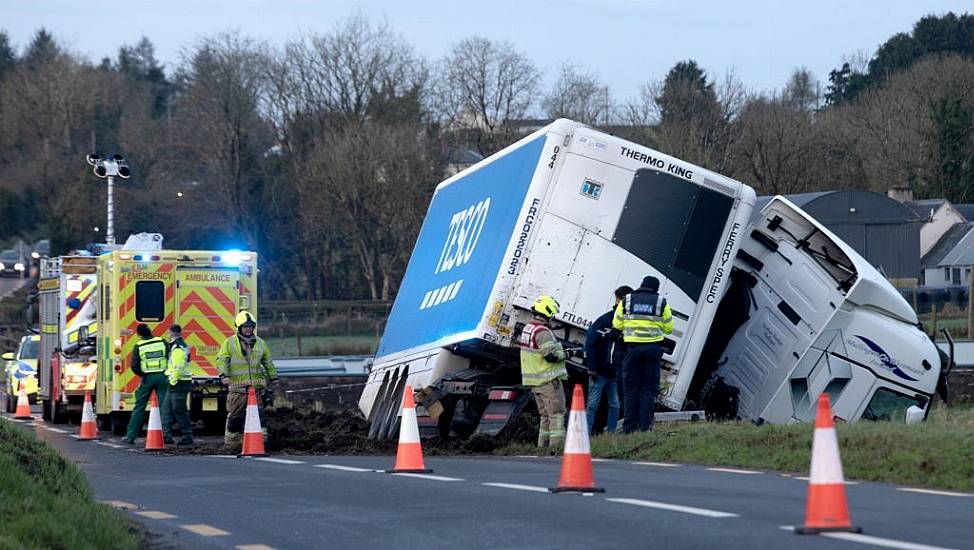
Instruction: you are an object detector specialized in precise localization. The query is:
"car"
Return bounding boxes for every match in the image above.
[0,249,26,277]
[4,334,40,412]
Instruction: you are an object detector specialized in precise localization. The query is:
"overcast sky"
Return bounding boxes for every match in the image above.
[2,0,965,100]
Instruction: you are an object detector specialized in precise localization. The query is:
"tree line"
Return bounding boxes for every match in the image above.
[0,12,972,301]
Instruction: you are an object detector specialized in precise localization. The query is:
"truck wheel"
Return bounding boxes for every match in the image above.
[49,399,66,424]
[96,414,112,432]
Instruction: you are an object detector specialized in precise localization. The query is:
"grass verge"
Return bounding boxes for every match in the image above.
[0,420,141,550]
[499,405,974,491]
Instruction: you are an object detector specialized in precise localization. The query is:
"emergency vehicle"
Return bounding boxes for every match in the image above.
[3,334,40,413]
[38,256,99,422]
[95,249,258,434]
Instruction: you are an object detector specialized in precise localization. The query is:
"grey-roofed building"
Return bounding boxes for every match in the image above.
[906,199,966,258]
[755,189,923,286]
[444,147,484,178]
[921,222,974,286]
[954,203,974,222]
[934,224,974,287]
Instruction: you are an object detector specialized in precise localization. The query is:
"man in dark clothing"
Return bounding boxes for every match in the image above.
[613,276,673,433]
[585,285,633,434]
[123,324,170,444]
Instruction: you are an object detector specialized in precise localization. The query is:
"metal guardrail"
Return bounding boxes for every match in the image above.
[274,355,372,377]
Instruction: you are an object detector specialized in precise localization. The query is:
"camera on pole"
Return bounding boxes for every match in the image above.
[87,153,132,246]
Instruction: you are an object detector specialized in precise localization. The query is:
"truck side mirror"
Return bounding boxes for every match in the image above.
[78,325,89,341]
[905,406,924,425]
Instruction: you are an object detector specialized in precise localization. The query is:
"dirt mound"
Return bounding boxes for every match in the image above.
[266,408,394,454]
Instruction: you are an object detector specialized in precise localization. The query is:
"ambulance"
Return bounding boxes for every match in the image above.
[95,249,258,434]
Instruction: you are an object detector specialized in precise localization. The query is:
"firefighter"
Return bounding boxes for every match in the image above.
[217,311,278,448]
[161,324,193,446]
[123,324,170,445]
[584,285,633,434]
[613,275,673,433]
[519,295,568,449]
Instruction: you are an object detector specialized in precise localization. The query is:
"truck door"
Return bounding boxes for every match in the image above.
[175,268,240,379]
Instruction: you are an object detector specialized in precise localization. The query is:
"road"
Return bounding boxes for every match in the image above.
[1,401,971,550]
[0,275,25,300]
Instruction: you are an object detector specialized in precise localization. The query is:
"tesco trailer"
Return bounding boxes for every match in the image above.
[359,119,946,440]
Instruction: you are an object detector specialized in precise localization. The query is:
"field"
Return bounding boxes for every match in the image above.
[263,335,377,356]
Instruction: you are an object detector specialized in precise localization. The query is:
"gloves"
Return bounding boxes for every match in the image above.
[543,352,560,363]
[219,375,229,387]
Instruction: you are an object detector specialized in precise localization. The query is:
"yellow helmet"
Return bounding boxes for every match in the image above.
[532,295,560,319]
[234,311,257,329]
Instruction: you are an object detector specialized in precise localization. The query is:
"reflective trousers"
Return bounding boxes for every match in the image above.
[532,379,566,448]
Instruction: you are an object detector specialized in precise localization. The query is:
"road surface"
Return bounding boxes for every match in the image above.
[1,401,971,550]
[0,276,25,300]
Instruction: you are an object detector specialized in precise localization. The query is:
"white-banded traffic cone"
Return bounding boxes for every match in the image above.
[795,393,860,534]
[14,385,32,419]
[550,384,603,493]
[387,384,432,473]
[78,391,98,440]
[239,386,267,457]
[144,391,164,451]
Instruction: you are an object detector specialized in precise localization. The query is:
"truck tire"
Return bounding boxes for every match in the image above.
[48,399,66,424]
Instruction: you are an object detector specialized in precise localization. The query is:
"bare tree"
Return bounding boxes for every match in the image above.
[542,63,611,125]
[435,36,541,154]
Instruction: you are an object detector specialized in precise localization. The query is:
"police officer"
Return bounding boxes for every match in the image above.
[519,295,568,449]
[613,276,673,433]
[123,324,170,445]
[161,324,193,446]
[584,285,633,434]
[216,311,277,448]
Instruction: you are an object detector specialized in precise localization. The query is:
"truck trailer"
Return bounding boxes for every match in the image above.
[359,119,945,440]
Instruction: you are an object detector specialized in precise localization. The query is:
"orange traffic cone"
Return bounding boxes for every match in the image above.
[387,384,432,473]
[78,391,98,440]
[795,393,860,534]
[144,391,165,451]
[14,385,32,419]
[550,384,604,493]
[239,386,267,457]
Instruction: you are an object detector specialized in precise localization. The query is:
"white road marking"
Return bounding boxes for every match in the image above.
[47,427,67,433]
[706,467,762,475]
[897,488,972,498]
[205,455,238,458]
[96,441,125,449]
[634,461,681,467]
[315,464,373,472]
[181,524,230,536]
[392,473,464,482]
[590,458,611,462]
[253,457,305,465]
[482,482,550,493]
[236,545,278,550]
[607,498,739,518]
[135,510,178,520]
[779,527,956,550]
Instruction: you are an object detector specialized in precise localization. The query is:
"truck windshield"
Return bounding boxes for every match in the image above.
[18,339,38,359]
[862,388,924,422]
[613,169,734,301]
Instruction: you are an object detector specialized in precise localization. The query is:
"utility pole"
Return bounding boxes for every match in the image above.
[86,154,131,246]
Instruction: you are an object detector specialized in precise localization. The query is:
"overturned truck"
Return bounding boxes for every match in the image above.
[359,119,947,440]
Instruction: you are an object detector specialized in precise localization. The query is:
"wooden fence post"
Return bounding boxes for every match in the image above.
[931,304,938,339]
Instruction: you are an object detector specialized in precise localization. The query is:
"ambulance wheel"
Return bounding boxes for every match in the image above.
[96,414,112,432]
[111,412,129,436]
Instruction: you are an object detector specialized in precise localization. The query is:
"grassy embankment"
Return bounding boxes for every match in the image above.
[0,420,141,550]
[500,405,974,491]
[264,335,377,356]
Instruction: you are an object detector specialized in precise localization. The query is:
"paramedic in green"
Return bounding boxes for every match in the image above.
[161,324,193,446]
[217,311,278,448]
[123,324,170,444]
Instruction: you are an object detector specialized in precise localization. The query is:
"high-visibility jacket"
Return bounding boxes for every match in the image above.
[165,338,192,384]
[135,337,169,374]
[612,289,673,344]
[216,334,277,390]
[518,321,568,387]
